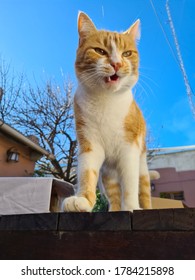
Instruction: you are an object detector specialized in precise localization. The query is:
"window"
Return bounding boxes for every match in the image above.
[160,191,184,201]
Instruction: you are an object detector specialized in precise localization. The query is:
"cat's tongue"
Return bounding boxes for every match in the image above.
[105,74,119,83]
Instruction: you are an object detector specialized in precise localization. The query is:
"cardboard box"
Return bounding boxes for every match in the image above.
[151,197,184,209]
[0,177,184,215]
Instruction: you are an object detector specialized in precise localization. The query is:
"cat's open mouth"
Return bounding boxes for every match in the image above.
[105,74,119,83]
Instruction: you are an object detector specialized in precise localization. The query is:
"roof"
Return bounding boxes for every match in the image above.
[149,145,195,156]
[148,145,195,172]
[0,120,55,160]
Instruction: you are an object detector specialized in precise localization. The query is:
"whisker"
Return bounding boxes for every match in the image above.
[79,68,108,86]
[79,71,104,89]
[137,76,157,98]
[139,71,159,88]
[139,82,153,97]
[134,82,149,98]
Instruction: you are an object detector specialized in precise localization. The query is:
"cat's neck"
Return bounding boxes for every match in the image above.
[76,82,133,102]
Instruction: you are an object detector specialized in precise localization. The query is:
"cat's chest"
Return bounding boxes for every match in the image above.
[76,89,133,142]
[91,101,125,127]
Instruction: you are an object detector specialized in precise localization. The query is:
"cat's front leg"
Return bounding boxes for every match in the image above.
[119,144,141,212]
[63,146,105,212]
[139,150,152,209]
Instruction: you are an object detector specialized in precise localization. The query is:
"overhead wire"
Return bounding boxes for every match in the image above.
[165,0,195,119]
[149,0,179,66]
[149,0,195,119]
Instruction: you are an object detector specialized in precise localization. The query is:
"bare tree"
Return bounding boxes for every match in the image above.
[146,126,160,164]
[0,57,23,122]
[12,78,77,183]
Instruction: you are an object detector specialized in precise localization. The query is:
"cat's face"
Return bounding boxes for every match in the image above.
[75,12,140,93]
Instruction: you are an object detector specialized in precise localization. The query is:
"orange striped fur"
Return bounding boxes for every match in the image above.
[63,12,155,212]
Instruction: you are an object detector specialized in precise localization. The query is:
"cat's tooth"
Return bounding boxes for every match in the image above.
[105,76,112,83]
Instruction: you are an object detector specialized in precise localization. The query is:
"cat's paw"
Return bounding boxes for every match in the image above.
[62,196,93,212]
[126,208,142,212]
[122,205,142,212]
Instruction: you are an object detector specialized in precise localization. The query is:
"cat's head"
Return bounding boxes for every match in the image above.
[75,12,140,93]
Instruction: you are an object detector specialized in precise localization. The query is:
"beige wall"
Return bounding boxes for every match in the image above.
[0,134,35,177]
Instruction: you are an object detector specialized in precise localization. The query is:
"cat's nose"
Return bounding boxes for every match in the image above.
[111,62,122,72]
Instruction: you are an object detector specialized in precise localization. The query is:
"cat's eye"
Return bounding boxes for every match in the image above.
[122,50,132,57]
[94,48,107,56]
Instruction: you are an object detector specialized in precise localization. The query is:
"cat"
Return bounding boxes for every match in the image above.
[63,11,158,212]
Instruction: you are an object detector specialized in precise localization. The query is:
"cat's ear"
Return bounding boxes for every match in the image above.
[77,12,97,45]
[123,19,141,41]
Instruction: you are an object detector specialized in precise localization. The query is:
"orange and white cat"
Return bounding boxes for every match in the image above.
[63,12,156,212]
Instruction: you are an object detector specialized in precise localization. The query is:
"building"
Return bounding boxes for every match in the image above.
[149,146,195,207]
[0,120,55,177]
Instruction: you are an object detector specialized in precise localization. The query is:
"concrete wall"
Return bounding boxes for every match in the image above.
[149,150,195,171]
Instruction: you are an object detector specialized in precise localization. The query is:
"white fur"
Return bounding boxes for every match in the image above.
[110,40,121,65]
[63,82,143,212]
[63,196,92,212]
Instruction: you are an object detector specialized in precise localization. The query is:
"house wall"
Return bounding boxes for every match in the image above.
[151,167,195,207]
[0,133,35,176]
[149,150,195,207]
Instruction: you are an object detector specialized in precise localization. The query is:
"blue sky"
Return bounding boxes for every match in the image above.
[0,0,195,149]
